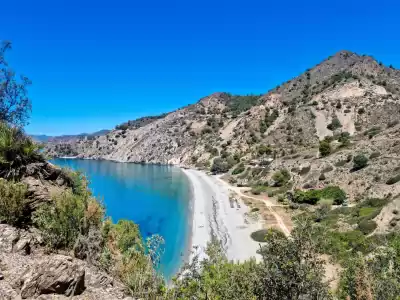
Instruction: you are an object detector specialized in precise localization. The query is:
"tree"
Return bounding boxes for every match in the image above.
[353,154,368,171]
[256,220,331,300]
[0,41,32,127]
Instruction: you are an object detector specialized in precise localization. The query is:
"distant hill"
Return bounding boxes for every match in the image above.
[31,129,110,143]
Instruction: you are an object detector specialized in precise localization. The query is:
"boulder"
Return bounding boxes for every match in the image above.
[20,255,85,298]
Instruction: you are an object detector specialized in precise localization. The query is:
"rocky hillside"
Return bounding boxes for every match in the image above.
[45,50,400,204]
[0,161,135,299]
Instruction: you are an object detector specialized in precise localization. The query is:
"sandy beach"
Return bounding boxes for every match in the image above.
[182,169,262,262]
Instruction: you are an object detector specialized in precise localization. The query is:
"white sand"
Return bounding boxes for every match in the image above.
[182,169,262,262]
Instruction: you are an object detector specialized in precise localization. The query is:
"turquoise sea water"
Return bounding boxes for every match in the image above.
[51,158,192,280]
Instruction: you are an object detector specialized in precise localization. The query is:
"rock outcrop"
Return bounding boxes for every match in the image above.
[19,255,85,298]
[0,224,131,299]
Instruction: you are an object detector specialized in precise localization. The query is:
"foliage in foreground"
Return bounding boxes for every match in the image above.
[0,178,28,226]
[338,237,400,300]
[34,172,103,249]
[33,169,164,297]
[0,122,43,179]
[102,219,165,297]
[168,221,332,300]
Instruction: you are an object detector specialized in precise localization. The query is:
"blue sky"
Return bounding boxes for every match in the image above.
[2,0,400,135]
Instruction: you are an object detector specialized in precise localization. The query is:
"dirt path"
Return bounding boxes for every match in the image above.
[215,177,291,237]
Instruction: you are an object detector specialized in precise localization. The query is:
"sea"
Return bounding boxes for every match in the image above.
[51,158,192,280]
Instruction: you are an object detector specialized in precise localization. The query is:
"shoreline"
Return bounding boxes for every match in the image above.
[182,168,262,263]
[53,157,262,266]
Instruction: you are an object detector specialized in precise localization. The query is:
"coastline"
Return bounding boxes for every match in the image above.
[53,157,262,265]
[182,168,262,263]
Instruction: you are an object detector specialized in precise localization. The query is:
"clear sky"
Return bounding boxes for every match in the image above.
[2,0,400,135]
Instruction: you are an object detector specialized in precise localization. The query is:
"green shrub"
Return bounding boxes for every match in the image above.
[363,126,381,139]
[357,220,377,235]
[272,169,291,187]
[386,174,400,185]
[338,132,350,146]
[34,190,104,249]
[226,94,262,116]
[232,163,245,175]
[251,185,267,195]
[201,126,213,134]
[327,117,342,130]
[0,123,43,179]
[210,157,230,174]
[319,139,331,157]
[0,179,28,226]
[353,154,368,171]
[258,145,272,156]
[103,220,164,297]
[294,186,346,205]
[250,228,285,243]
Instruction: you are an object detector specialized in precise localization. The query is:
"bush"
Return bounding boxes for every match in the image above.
[0,123,43,179]
[357,220,377,235]
[338,132,350,146]
[272,169,291,187]
[294,186,346,205]
[319,139,331,157]
[251,185,267,195]
[250,228,285,243]
[34,190,104,250]
[103,220,164,297]
[232,163,245,175]
[0,179,28,226]
[386,174,400,185]
[327,117,342,130]
[363,126,381,139]
[353,154,368,171]
[211,157,230,174]
[201,126,213,134]
[258,144,272,156]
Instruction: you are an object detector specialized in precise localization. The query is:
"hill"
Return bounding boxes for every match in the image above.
[31,129,110,143]
[45,50,400,205]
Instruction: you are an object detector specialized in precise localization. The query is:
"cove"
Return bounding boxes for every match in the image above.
[51,158,192,280]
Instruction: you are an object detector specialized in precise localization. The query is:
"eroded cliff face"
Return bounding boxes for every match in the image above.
[44,50,400,202]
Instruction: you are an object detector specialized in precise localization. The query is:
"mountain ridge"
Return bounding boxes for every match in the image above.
[44,50,400,213]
